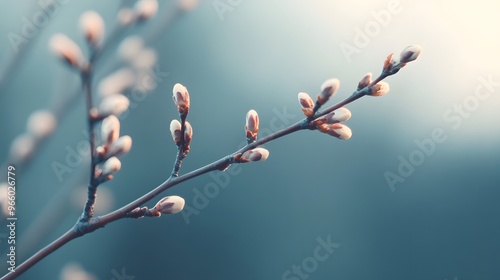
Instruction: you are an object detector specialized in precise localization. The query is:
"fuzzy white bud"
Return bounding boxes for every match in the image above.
[117,8,135,26]
[318,78,340,105]
[178,0,199,11]
[325,108,351,124]
[26,110,57,139]
[101,115,120,145]
[298,92,314,117]
[172,83,190,114]
[184,121,193,142]
[131,48,157,70]
[170,119,182,145]
[134,0,158,20]
[154,196,185,215]
[106,135,132,158]
[370,82,390,97]
[400,44,422,63]
[118,36,144,62]
[357,72,372,90]
[9,134,35,163]
[49,33,84,68]
[321,123,352,140]
[245,109,259,139]
[98,95,130,117]
[98,68,136,97]
[79,11,105,47]
[241,148,269,162]
[101,156,121,176]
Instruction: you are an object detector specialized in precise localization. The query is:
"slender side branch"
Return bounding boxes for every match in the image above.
[2,45,422,280]
[80,64,99,223]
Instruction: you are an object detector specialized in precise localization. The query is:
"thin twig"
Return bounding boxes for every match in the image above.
[1,75,381,279]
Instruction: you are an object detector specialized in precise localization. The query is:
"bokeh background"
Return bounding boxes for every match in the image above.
[1,0,499,279]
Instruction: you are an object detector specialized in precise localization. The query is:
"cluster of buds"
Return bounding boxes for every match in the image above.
[236,109,270,164]
[298,45,422,141]
[169,83,193,157]
[298,79,340,118]
[298,78,353,140]
[95,115,133,181]
[382,44,423,75]
[117,0,159,26]
[313,107,353,140]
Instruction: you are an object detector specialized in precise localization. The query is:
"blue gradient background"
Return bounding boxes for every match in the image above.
[0,0,499,279]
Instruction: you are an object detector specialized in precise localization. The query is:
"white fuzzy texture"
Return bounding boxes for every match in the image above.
[117,8,135,26]
[118,36,144,62]
[49,33,83,67]
[170,119,182,142]
[98,68,136,97]
[9,134,35,163]
[131,48,157,70]
[134,0,158,20]
[184,121,193,140]
[172,83,190,108]
[400,44,422,63]
[320,78,340,98]
[79,11,105,46]
[370,82,390,97]
[178,0,199,11]
[155,196,186,214]
[327,108,351,123]
[245,109,259,132]
[242,148,269,162]
[60,263,96,280]
[298,92,314,108]
[358,72,372,89]
[101,157,122,176]
[107,135,132,158]
[26,110,57,139]
[98,95,130,117]
[101,115,120,145]
[332,124,352,140]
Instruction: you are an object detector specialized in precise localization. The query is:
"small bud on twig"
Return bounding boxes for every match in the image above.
[79,11,105,47]
[101,115,120,145]
[172,83,190,115]
[369,82,390,97]
[184,121,193,143]
[118,36,144,62]
[98,68,136,97]
[134,0,158,21]
[26,110,57,139]
[357,72,372,90]
[324,107,352,124]
[400,44,422,63]
[9,134,35,163]
[245,109,259,142]
[117,8,135,26]
[318,78,340,106]
[383,53,400,74]
[240,148,269,162]
[101,156,121,177]
[153,196,185,215]
[97,95,130,118]
[106,135,132,158]
[182,121,193,156]
[318,123,352,140]
[298,92,314,117]
[49,33,85,69]
[170,120,182,145]
[178,0,199,11]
